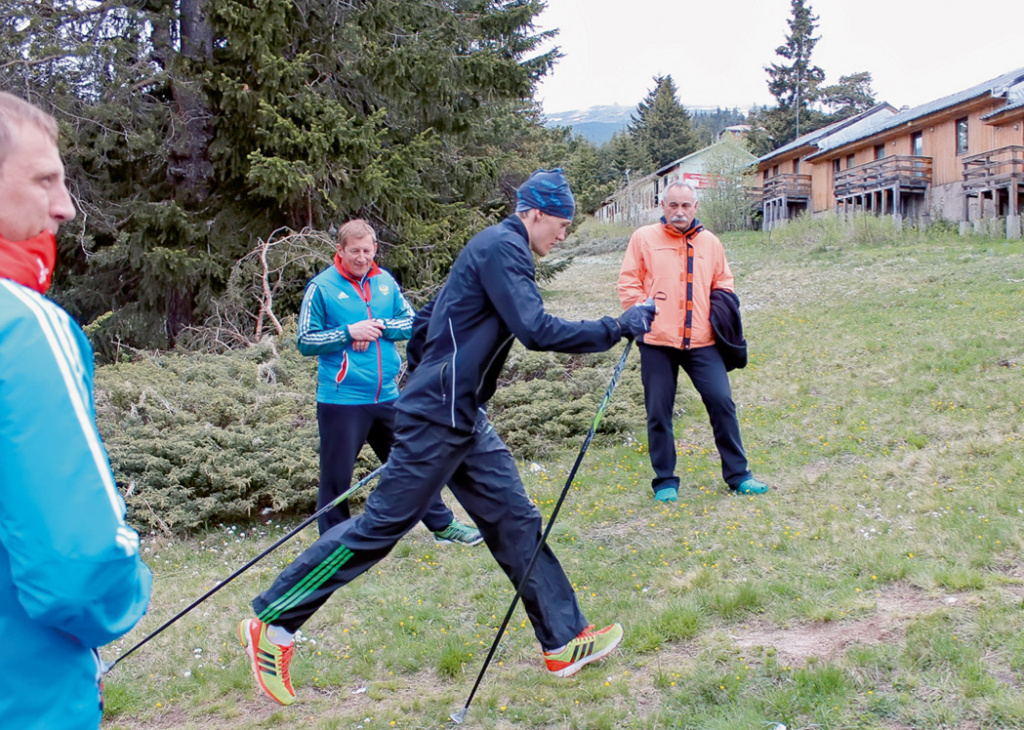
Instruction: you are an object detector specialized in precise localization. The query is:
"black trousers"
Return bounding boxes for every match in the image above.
[639,342,751,492]
[254,411,587,650]
[316,401,453,533]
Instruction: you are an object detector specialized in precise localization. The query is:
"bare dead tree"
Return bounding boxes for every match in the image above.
[232,228,334,339]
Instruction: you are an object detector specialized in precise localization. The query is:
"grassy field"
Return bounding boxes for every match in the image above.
[102,217,1024,729]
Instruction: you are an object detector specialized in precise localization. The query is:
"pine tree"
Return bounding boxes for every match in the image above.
[820,72,877,122]
[600,131,654,186]
[563,136,616,215]
[628,75,697,170]
[752,2,876,155]
[765,0,826,141]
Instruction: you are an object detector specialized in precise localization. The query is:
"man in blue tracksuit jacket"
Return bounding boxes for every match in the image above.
[238,169,657,705]
[296,218,480,544]
[0,92,152,729]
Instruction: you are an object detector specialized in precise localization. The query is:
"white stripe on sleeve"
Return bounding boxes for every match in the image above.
[2,282,135,555]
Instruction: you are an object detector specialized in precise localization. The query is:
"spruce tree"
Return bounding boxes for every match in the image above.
[765,0,825,141]
[628,75,697,170]
[0,0,559,351]
[600,131,654,186]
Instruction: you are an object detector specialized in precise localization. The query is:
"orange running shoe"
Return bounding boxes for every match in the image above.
[238,618,296,705]
[543,623,623,677]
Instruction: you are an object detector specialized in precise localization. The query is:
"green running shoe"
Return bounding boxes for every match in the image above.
[433,518,484,546]
[238,618,296,705]
[543,623,623,677]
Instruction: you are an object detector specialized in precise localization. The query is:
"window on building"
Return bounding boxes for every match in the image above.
[956,117,969,155]
[833,159,841,174]
[793,159,800,174]
[846,154,855,168]
[874,144,886,160]
[911,132,926,177]
[772,164,779,177]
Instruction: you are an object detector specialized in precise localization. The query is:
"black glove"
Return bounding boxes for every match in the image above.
[617,299,657,339]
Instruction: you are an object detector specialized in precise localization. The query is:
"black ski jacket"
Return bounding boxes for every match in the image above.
[397,215,624,432]
[709,288,748,371]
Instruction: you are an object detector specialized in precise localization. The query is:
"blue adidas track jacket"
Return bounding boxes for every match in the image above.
[0,279,152,729]
[297,263,414,405]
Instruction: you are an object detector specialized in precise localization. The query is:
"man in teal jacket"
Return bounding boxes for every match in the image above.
[297,218,481,543]
[0,91,152,729]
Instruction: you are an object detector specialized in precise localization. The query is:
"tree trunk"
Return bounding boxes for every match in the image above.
[165,287,195,347]
[167,0,214,203]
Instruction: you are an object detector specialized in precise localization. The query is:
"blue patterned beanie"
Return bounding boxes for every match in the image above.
[515,168,576,219]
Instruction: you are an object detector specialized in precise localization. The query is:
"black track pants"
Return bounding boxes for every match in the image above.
[254,411,587,650]
[316,400,454,533]
[639,342,751,491]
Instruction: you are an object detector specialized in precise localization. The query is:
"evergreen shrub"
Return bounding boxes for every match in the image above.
[95,331,322,534]
[489,347,646,458]
[94,329,646,534]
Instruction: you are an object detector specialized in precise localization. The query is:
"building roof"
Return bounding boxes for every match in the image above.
[982,99,1024,121]
[981,76,1024,120]
[755,103,897,165]
[756,67,1024,166]
[807,66,1024,160]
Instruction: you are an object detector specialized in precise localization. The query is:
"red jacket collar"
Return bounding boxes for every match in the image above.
[0,230,57,293]
[333,253,382,285]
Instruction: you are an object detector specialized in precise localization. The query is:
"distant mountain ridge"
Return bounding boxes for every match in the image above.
[544,104,730,145]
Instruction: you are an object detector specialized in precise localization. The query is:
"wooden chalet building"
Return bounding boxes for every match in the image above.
[755,67,1024,238]
[756,104,897,230]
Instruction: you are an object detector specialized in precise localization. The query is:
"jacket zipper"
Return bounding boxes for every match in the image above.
[337,271,385,402]
[447,319,458,427]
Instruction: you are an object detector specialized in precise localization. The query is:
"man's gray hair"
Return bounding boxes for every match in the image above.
[664,181,698,197]
[0,92,59,168]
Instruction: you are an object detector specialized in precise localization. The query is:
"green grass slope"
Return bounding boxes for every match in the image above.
[102,218,1024,729]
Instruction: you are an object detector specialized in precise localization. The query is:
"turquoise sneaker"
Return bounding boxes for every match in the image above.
[733,478,769,495]
[433,518,484,546]
[654,486,678,502]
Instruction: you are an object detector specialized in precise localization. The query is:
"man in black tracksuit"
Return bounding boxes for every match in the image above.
[238,169,658,705]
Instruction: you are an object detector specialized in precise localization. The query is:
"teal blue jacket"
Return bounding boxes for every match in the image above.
[0,278,152,729]
[297,262,414,405]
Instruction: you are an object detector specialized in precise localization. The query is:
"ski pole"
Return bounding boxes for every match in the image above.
[451,340,633,724]
[103,464,385,674]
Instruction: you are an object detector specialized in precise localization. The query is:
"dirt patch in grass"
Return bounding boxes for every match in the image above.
[728,583,948,667]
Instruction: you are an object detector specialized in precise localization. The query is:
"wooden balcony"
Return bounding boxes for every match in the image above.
[962,145,1024,192]
[761,173,811,202]
[833,156,932,198]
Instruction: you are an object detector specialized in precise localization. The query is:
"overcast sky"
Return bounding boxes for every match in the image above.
[533,0,1024,115]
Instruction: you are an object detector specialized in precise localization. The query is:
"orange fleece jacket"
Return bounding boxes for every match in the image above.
[617,220,734,350]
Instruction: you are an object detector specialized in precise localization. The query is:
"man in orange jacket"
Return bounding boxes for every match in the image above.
[618,182,769,502]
